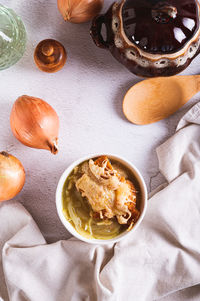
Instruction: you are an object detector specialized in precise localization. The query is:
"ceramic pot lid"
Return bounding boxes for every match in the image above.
[122,0,199,54]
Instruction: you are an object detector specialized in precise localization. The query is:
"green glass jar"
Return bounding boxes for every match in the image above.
[0,4,26,70]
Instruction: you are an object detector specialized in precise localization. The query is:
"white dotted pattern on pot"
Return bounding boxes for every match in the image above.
[111,3,200,69]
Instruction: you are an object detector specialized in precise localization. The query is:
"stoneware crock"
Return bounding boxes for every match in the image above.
[90,0,200,77]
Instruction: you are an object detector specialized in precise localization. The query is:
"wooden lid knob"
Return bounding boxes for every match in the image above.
[34,39,67,73]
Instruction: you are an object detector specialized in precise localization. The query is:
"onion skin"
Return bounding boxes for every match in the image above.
[57,0,103,23]
[10,95,59,154]
[0,152,25,202]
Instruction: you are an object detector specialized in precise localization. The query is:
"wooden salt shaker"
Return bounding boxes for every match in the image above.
[34,39,67,73]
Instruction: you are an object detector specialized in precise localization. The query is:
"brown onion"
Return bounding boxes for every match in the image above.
[57,0,103,23]
[0,152,25,202]
[10,95,59,154]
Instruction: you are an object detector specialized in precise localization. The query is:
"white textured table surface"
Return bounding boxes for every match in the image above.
[1,0,200,242]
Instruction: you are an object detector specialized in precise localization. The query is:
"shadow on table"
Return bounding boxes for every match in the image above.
[17,159,72,243]
[0,102,19,153]
[112,78,142,121]
[14,0,141,80]
[55,19,130,75]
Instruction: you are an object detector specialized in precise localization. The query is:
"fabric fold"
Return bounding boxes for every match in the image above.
[1,103,200,301]
[157,102,200,183]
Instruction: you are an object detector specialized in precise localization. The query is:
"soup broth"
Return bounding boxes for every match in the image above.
[62,158,141,240]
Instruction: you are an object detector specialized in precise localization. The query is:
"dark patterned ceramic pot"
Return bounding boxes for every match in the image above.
[90,0,200,77]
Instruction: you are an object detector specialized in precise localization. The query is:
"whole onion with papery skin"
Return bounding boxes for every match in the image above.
[57,0,104,23]
[10,95,59,154]
[0,152,25,202]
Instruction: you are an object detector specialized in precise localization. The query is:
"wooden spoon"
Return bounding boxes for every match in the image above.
[123,75,200,125]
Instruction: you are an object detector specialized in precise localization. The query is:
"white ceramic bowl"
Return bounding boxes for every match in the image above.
[56,154,148,244]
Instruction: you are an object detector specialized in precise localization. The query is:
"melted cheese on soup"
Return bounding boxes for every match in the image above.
[76,156,138,225]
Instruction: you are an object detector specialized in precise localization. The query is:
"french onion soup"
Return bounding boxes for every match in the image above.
[62,156,141,240]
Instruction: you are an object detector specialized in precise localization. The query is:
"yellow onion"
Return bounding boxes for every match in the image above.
[10,95,59,154]
[57,0,103,23]
[0,152,25,202]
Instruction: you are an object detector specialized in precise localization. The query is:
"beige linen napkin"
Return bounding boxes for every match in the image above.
[1,103,200,301]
